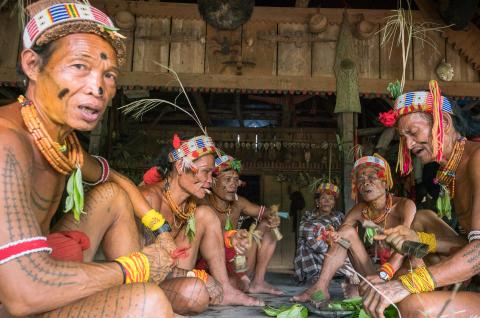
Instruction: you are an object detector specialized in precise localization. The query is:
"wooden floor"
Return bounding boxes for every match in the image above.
[196,272,344,318]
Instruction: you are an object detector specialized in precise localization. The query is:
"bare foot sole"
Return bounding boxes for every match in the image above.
[221,288,265,306]
[341,281,359,299]
[249,281,284,295]
[290,288,329,303]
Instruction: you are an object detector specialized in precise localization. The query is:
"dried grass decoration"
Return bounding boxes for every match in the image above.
[379,0,450,94]
[120,63,220,242]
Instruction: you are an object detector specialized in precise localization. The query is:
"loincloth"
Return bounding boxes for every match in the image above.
[47,231,90,262]
[195,245,236,275]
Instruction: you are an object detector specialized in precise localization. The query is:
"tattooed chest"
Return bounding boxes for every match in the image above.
[31,172,65,220]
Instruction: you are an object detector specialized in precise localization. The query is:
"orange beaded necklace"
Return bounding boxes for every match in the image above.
[163,187,196,222]
[18,95,84,174]
[434,137,466,199]
[208,194,232,215]
[361,193,393,224]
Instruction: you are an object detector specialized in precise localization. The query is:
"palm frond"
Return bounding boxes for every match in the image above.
[119,62,208,136]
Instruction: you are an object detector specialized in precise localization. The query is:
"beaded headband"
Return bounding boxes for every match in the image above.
[351,154,393,200]
[214,154,242,175]
[378,80,452,175]
[168,135,217,171]
[23,1,126,64]
[316,182,339,198]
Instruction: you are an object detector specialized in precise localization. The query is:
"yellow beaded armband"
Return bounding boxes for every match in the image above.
[142,209,166,231]
[114,252,150,284]
[417,232,437,253]
[399,266,435,294]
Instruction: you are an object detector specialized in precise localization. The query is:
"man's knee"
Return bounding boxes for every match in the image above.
[338,225,358,241]
[143,283,174,318]
[412,210,436,231]
[397,295,427,318]
[160,277,209,314]
[195,207,221,228]
[86,182,132,216]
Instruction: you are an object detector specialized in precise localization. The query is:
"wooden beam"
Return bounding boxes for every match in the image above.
[234,93,244,127]
[191,92,213,127]
[1,68,480,97]
[295,0,310,8]
[97,1,420,25]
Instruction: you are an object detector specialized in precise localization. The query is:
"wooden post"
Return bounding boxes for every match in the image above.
[334,12,361,211]
[338,112,356,211]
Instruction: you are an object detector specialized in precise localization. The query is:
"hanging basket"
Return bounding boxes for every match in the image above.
[198,0,255,30]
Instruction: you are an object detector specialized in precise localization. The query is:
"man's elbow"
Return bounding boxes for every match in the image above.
[2,291,46,316]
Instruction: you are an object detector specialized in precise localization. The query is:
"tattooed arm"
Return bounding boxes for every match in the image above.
[238,196,280,228]
[387,198,416,272]
[427,149,480,287]
[0,132,124,316]
[82,152,153,219]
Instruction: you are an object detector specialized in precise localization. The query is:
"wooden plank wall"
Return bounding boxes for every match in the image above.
[112,10,478,84]
[1,3,478,86]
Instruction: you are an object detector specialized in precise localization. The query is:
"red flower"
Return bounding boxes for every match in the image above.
[173,134,181,149]
[378,110,398,127]
[377,170,385,179]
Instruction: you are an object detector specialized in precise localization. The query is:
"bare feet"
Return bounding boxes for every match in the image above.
[341,281,359,299]
[220,287,265,306]
[249,280,284,295]
[237,275,251,293]
[290,287,329,303]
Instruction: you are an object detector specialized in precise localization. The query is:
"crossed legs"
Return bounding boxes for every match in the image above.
[292,225,374,302]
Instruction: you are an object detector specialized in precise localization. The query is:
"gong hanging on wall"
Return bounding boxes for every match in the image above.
[198,0,255,30]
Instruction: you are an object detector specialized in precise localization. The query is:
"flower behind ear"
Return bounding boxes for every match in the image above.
[378,110,398,127]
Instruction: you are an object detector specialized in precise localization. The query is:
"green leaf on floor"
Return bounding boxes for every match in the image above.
[262,304,308,318]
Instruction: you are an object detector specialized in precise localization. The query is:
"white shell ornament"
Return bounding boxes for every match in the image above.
[436,61,454,82]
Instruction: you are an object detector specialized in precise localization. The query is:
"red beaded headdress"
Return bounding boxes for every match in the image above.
[378,80,453,176]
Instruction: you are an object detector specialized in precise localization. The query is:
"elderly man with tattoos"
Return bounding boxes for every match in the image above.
[0,1,205,317]
[362,81,480,318]
[197,154,283,295]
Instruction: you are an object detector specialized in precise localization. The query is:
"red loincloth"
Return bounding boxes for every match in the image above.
[47,231,90,262]
[196,245,236,274]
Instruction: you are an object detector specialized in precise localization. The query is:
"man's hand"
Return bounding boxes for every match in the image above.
[362,280,410,318]
[359,274,385,295]
[375,225,419,253]
[155,231,177,254]
[265,210,281,228]
[232,229,250,255]
[142,236,176,284]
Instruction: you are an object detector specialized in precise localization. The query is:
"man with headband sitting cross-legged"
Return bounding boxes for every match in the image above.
[291,155,416,303]
[198,154,283,295]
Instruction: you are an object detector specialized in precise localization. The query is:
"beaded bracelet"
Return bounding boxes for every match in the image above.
[84,155,110,186]
[417,232,437,253]
[142,209,166,231]
[468,230,480,243]
[399,266,435,294]
[114,252,150,284]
